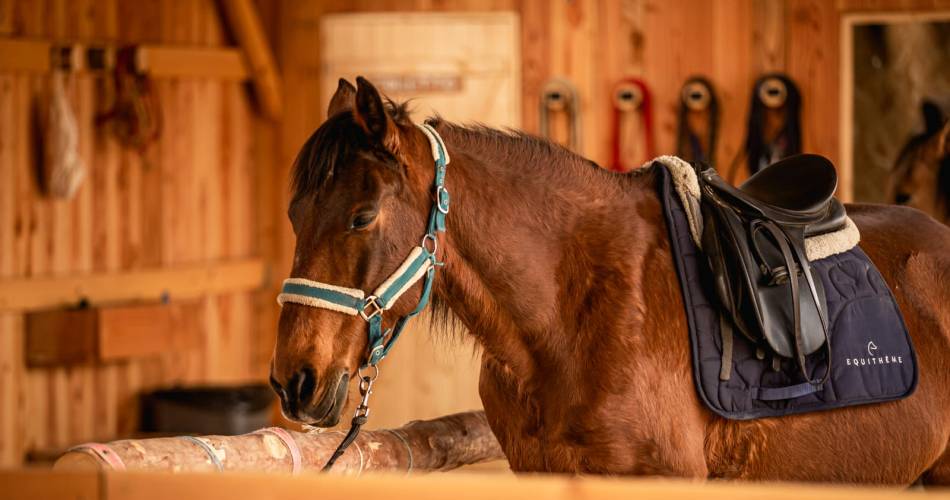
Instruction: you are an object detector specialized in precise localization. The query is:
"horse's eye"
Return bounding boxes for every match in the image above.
[350,212,377,230]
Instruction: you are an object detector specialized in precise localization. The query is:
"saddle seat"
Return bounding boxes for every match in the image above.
[702,154,845,234]
[697,154,845,386]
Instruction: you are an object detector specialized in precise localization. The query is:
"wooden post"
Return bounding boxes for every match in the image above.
[54,411,504,475]
[219,0,284,120]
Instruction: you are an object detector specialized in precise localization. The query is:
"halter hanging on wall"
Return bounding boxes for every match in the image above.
[539,78,582,153]
[96,46,163,157]
[609,78,654,172]
[675,77,719,168]
[729,73,802,182]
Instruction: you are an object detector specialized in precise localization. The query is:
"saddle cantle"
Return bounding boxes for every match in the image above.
[698,154,844,385]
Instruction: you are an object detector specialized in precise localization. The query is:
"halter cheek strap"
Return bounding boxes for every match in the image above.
[277,122,450,368]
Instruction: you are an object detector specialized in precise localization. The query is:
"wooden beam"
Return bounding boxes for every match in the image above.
[134,45,248,80]
[55,411,503,475]
[0,38,248,80]
[0,259,266,312]
[0,470,99,500]
[21,466,947,500]
[219,0,284,119]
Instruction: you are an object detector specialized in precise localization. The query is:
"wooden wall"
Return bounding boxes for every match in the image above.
[0,0,265,466]
[3,0,948,469]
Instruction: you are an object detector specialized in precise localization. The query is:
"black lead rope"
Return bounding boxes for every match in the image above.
[322,369,377,472]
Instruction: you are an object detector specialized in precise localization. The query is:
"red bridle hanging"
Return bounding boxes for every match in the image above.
[609,78,655,172]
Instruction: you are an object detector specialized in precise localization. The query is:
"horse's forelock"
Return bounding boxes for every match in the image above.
[291,100,413,202]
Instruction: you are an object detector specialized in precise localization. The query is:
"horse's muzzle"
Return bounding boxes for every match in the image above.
[298,371,350,427]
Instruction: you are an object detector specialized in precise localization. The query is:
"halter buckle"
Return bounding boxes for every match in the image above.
[436,185,450,214]
[359,296,383,321]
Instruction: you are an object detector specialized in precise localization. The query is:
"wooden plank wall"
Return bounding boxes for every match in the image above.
[2,0,946,469]
[0,0,265,466]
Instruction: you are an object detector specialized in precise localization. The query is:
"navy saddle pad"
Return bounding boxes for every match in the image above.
[656,164,917,419]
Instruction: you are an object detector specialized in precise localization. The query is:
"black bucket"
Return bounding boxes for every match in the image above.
[140,384,275,435]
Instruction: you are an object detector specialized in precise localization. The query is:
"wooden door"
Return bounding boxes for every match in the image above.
[320,12,521,428]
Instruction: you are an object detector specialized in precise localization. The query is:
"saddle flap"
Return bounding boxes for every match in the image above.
[749,224,828,357]
[698,161,831,383]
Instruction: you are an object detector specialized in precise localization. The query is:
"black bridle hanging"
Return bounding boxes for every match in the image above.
[729,74,802,182]
[675,77,719,168]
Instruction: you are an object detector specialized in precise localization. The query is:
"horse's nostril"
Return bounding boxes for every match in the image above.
[297,366,317,406]
[895,193,911,205]
[269,374,285,399]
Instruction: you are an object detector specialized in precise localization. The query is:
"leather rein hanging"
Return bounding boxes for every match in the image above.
[276,122,450,472]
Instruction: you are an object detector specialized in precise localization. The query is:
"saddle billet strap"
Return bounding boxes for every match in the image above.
[719,315,733,381]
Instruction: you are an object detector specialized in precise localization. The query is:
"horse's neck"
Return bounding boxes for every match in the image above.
[434,128,659,378]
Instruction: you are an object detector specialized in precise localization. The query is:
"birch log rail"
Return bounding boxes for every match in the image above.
[54,411,503,475]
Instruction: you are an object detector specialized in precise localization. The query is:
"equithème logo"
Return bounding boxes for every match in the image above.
[845,340,903,367]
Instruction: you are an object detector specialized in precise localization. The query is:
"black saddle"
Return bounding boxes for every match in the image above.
[698,154,846,385]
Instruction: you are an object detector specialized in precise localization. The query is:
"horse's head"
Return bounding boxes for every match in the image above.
[271,77,437,426]
[888,101,950,222]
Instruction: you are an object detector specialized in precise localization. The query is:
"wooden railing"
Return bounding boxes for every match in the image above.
[2,469,942,500]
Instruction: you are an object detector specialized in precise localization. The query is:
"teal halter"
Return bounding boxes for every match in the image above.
[277,122,450,368]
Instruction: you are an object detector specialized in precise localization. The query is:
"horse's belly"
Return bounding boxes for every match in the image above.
[706,398,947,484]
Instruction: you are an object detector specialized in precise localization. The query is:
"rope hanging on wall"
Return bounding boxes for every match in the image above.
[44,69,87,199]
[609,78,654,172]
[96,46,162,156]
[675,77,719,167]
[730,73,802,182]
[539,78,582,153]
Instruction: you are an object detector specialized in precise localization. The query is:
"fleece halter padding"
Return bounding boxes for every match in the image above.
[277,122,449,367]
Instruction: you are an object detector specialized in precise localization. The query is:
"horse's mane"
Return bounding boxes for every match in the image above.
[291,100,629,203]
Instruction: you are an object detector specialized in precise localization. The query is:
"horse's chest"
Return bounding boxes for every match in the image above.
[477,360,644,473]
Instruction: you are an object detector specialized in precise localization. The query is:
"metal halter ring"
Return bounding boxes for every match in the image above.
[421,234,438,255]
[359,296,383,321]
[358,364,380,384]
[436,186,450,214]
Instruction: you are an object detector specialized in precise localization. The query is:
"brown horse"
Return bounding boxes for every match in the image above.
[272,77,950,485]
[888,101,950,225]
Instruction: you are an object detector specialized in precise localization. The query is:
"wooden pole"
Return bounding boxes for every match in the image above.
[219,0,284,120]
[0,258,265,312]
[54,411,503,475]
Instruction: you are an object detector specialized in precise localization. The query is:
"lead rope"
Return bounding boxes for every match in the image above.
[322,362,379,471]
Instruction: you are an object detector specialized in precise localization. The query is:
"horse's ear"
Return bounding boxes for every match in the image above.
[327,78,356,117]
[354,76,399,151]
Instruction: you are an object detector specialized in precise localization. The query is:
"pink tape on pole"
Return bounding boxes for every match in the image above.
[68,442,127,471]
[254,427,302,475]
